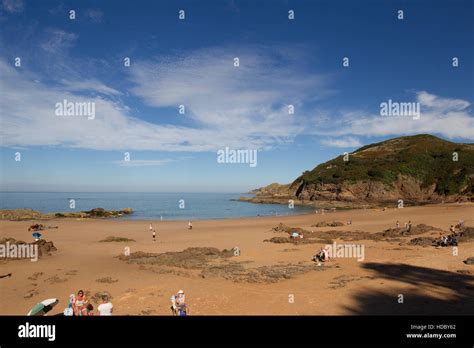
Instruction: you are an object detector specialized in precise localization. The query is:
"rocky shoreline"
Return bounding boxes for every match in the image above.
[237,196,372,209]
[0,207,134,221]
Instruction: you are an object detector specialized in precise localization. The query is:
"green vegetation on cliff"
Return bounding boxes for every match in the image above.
[297,134,474,196]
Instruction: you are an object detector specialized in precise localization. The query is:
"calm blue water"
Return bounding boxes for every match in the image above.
[0,192,313,220]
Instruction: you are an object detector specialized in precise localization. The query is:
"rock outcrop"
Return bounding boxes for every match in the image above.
[242,134,474,207]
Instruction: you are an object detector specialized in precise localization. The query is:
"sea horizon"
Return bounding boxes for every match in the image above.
[0,191,313,221]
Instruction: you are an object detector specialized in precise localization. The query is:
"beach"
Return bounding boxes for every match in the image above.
[1,203,473,315]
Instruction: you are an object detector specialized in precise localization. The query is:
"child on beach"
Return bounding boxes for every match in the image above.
[64,294,75,316]
[86,304,94,316]
[171,290,189,315]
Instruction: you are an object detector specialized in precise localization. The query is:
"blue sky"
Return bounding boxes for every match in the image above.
[0,0,473,192]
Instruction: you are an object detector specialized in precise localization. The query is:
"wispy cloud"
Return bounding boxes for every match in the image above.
[129,45,330,149]
[0,45,331,152]
[320,136,363,148]
[2,0,24,13]
[40,29,78,54]
[313,91,474,145]
[1,37,471,154]
[60,79,122,96]
[85,8,103,23]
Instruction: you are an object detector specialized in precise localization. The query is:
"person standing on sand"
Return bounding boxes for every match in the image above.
[152,229,156,242]
[396,221,400,229]
[188,221,193,230]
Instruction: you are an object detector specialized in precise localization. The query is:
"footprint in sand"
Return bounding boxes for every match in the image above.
[28,272,44,281]
[95,277,118,284]
[24,289,39,299]
[140,309,156,315]
[328,275,374,289]
[44,275,68,284]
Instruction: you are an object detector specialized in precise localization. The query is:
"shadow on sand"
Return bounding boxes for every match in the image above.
[344,263,474,315]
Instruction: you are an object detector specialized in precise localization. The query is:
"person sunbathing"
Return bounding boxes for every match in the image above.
[74,290,88,316]
[313,248,330,263]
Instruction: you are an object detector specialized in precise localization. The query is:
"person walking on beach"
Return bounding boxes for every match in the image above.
[98,295,113,316]
[149,223,156,241]
[396,220,400,229]
[188,221,193,230]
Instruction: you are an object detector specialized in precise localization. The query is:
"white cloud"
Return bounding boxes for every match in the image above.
[320,137,362,148]
[129,46,329,148]
[60,79,122,96]
[2,0,23,13]
[312,91,474,144]
[2,40,471,154]
[0,46,330,152]
[40,29,78,54]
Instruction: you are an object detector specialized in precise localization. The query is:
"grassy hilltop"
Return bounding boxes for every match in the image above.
[245,134,474,207]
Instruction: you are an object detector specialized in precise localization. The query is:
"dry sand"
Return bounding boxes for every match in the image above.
[1,203,473,315]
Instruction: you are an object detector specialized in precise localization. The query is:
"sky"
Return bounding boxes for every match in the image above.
[0,0,473,193]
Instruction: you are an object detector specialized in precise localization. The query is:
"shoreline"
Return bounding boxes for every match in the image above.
[1,202,473,223]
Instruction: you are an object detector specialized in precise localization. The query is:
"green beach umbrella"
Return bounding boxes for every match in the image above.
[27,298,59,316]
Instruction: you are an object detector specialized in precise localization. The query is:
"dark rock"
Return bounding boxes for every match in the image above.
[463,257,474,265]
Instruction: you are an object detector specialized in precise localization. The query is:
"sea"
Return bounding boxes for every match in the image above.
[0,192,314,220]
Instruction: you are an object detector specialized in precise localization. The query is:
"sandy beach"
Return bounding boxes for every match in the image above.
[1,203,473,315]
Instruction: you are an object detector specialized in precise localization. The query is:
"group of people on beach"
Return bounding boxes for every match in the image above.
[62,289,190,316]
[149,221,193,242]
[64,290,113,316]
[395,220,412,233]
[436,220,466,247]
